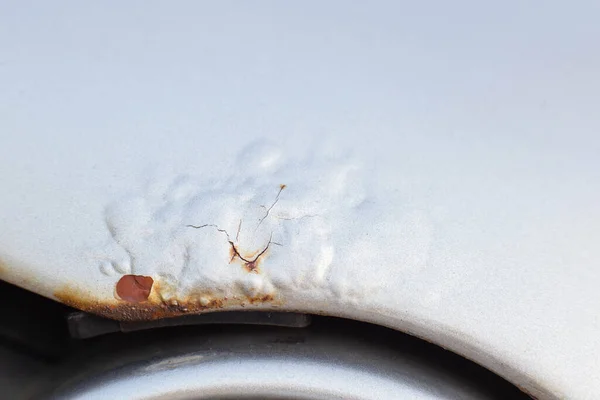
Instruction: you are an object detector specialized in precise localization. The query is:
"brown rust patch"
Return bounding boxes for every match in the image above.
[0,256,281,322]
[229,241,270,273]
[187,223,275,274]
[115,275,154,303]
[244,260,259,273]
[248,294,274,304]
[55,279,280,322]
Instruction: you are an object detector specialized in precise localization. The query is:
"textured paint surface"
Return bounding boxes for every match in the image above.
[1,2,600,399]
[50,143,431,321]
[93,144,422,309]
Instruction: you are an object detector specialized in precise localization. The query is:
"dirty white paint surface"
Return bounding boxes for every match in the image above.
[1,2,600,399]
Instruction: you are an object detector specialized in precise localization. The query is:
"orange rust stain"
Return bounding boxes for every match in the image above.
[244,260,259,273]
[55,280,280,322]
[248,294,274,304]
[280,184,287,190]
[238,247,260,261]
[0,257,280,322]
[228,246,236,263]
[228,240,271,274]
[115,275,154,303]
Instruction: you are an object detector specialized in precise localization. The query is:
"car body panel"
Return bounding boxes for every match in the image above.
[1,2,599,399]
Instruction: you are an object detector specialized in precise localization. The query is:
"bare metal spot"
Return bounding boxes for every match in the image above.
[116,275,154,303]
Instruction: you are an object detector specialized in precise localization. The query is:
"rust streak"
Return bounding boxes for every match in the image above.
[55,280,281,322]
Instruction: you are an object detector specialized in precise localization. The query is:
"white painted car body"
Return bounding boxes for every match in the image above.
[1,2,599,399]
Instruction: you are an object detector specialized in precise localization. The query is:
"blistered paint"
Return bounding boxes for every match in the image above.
[2,3,600,400]
[62,142,431,320]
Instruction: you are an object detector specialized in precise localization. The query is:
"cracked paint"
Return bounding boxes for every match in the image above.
[115,275,154,303]
[186,223,276,273]
[2,6,599,398]
[55,141,432,320]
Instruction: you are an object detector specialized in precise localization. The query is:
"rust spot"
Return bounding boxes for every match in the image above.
[115,275,154,303]
[244,260,259,273]
[187,223,275,274]
[228,245,236,263]
[1,256,281,322]
[248,294,274,304]
[228,240,270,274]
[55,279,281,322]
[280,184,287,190]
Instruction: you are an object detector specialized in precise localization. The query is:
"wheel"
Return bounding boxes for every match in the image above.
[38,317,529,400]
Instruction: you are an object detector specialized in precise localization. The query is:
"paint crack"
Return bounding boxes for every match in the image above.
[187,223,277,272]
